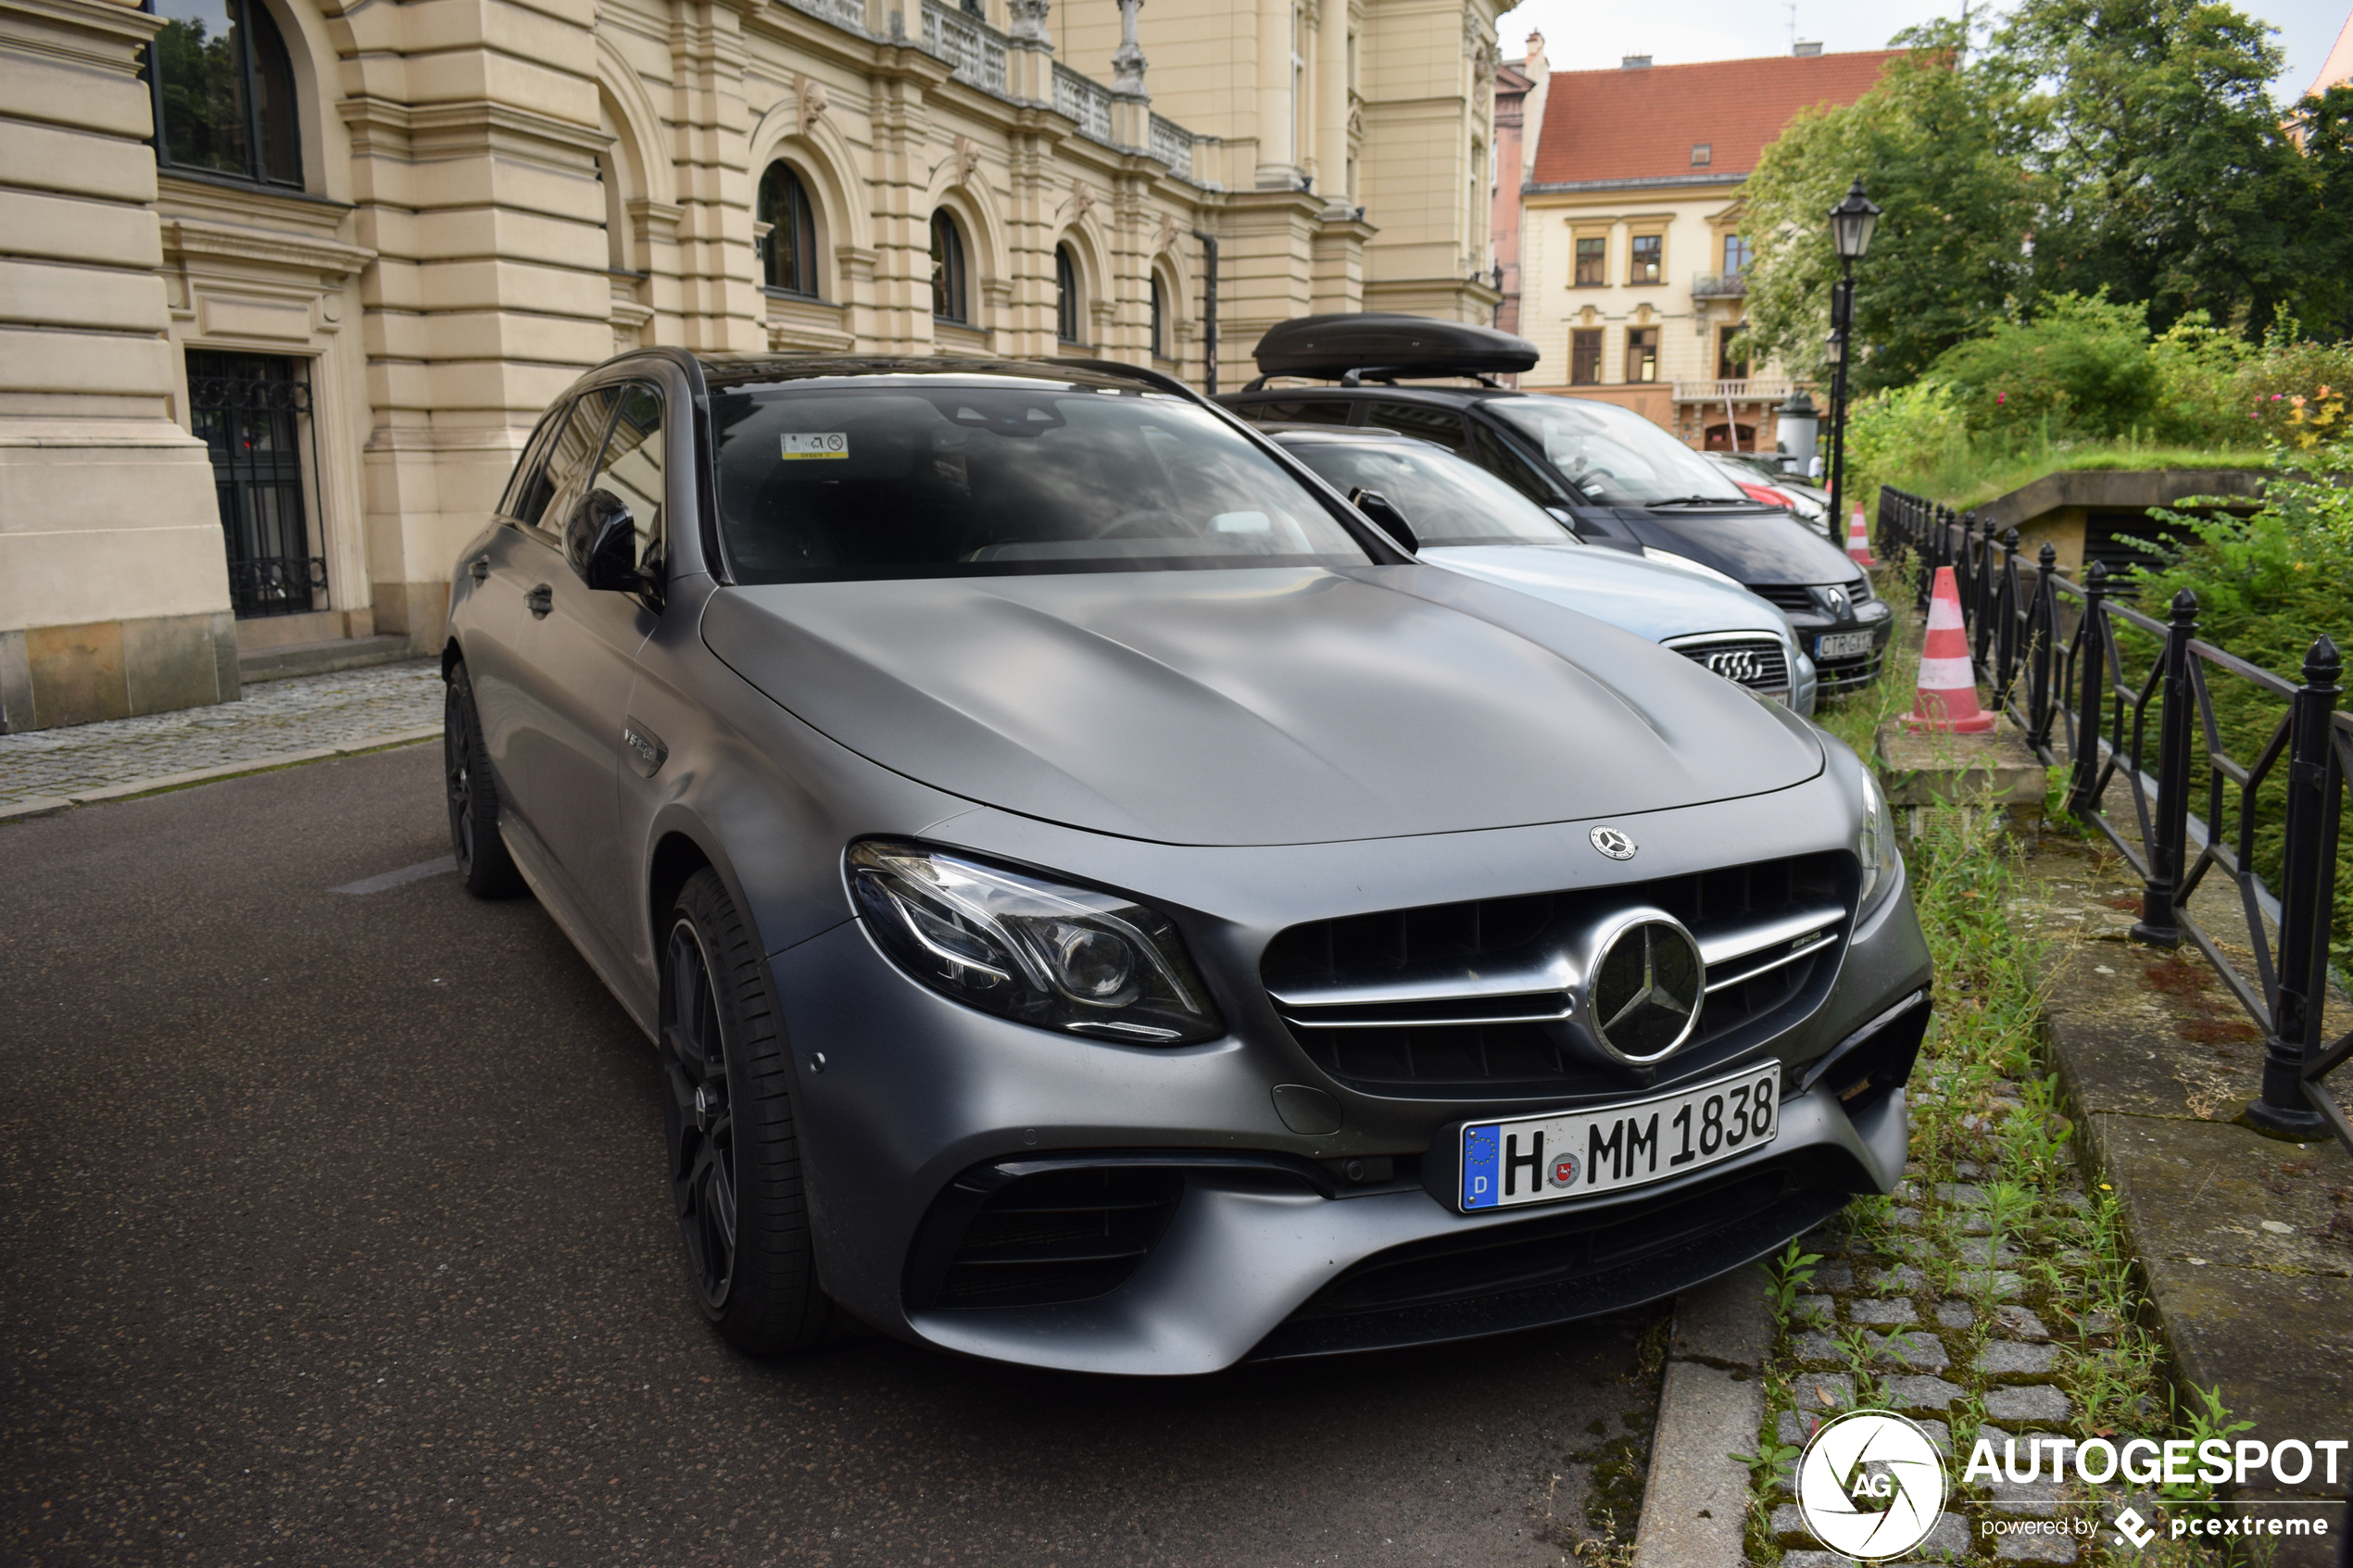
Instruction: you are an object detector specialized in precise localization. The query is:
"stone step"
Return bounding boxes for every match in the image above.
[238,635,424,684]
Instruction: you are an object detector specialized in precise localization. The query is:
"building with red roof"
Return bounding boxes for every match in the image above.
[1513,46,1896,448]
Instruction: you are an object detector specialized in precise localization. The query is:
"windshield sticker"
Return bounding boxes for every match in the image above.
[780,433,849,460]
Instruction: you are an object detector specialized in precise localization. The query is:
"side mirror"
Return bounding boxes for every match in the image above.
[566,487,642,592]
[1345,486,1418,554]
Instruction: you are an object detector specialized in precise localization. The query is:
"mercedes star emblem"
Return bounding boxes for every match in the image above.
[1590,825,1638,860]
[1591,920,1703,1061]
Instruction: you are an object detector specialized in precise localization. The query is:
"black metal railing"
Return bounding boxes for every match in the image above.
[1877,486,2352,1154]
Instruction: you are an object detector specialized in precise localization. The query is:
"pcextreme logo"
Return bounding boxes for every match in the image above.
[1795,1411,1949,1562]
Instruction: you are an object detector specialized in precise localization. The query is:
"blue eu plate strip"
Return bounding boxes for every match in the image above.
[1462,1123,1500,1210]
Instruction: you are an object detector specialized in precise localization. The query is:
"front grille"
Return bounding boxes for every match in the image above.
[1301,1165,1797,1321]
[1746,583,1817,613]
[1670,636,1790,692]
[1817,648,1885,692]
[1261,853,1852,1098]
[1247,1151,1857,1361]
[927,1167,1181,1310]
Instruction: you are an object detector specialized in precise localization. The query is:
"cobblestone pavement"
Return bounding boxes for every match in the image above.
[0,659,442,807]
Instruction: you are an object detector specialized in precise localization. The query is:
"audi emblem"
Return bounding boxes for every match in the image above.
[1705,647,1763,684]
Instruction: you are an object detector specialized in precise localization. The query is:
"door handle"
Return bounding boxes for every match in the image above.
[525,583,553,619]
[470,557,490,583]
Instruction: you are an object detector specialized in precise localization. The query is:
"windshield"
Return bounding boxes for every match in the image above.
[1486,396,1751,507]
[708,382,1371,582]
[1282,439,1577,547]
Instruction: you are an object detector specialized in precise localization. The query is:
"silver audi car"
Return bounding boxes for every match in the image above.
[442,349,1931,1375]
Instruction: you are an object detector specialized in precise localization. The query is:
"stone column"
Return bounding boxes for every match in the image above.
[0,0,238,731]
[338,0,612,653]
[669,0,767,352]
[1253,0,1293,187]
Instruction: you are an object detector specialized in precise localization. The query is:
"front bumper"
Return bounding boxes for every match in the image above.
[768,788,1931,1375]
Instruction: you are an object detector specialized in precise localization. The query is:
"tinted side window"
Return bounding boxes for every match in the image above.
[1471,420,1568,505]
[501,402,571,524]
[535,386,621,536]
[1361,401,1468,453]
[1240,398,1355,426]
[590,383,666,577]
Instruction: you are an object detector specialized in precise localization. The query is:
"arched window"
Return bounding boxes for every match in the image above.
[147,0,302,187]
[930,210,968,323]
[1149,274,1166,359]
[1054,245,1081,344]
[758,161,819,296]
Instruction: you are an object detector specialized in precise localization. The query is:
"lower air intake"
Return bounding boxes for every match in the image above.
[924,1166,1182,1311]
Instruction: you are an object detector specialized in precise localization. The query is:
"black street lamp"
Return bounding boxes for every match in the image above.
[1823,178,1881,547]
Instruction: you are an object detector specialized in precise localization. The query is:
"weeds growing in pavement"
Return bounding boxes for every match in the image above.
[1766,1240,1823,1329]
[1739,595,2261,1565]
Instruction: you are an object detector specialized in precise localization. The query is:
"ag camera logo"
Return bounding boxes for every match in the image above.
[1796,1410,1949,1562]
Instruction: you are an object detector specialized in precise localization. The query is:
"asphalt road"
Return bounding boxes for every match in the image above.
[1,745,1661,1568]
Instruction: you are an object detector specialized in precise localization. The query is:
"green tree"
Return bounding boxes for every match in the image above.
[1739,20,2040,395]
[1986,0,2308,333]
[2284,83,2353,340]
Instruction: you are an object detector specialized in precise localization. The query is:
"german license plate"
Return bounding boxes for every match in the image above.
[1818,631,1875,659]
[1457,1063,1782,1212]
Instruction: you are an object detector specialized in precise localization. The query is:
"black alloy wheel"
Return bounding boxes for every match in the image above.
[662,917,738,1311]
[444,661,525,897]
[658,868,837,1352]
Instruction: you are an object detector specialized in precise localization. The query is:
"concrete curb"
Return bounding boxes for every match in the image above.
[0,726,442,822]
[1634,1262,1773,1567]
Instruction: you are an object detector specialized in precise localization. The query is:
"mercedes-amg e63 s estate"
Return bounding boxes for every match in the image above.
[440,349,1932,1375]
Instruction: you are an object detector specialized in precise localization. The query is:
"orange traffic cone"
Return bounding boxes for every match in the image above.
[1906,566,1996,733]
[1844,504,1877,566]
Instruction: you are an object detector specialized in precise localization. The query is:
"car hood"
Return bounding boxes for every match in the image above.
[1418,544,1789,646]
[1618,508,1861,586]
[703,567,1823,847]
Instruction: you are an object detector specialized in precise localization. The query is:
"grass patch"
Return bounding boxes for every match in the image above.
[1888,438,2269,517]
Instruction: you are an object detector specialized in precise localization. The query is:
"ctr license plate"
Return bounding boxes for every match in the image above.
[1458,1063,1782,1212]
[1818,631,1876,659]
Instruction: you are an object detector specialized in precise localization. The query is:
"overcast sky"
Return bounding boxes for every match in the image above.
[1493,0,2353,100]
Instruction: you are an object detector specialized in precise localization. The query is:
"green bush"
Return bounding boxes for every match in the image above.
[2133,435,2353,970]
[2148,314,2255,442]
[1845,380,1969,504]
[2231,324,2353,445]
[1929,294,2163,440]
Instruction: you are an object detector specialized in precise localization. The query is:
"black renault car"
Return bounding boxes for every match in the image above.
[1218,314,1894,692]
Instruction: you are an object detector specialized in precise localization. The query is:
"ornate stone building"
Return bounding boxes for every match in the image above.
[0,0,1503,730]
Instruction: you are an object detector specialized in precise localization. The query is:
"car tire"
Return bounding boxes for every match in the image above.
[444,661,526,899]
[661,867,836,1354]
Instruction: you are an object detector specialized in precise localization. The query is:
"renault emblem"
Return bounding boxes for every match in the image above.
[1590,825,1637,860]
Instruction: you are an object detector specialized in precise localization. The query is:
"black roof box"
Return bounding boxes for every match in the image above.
[1252,313,1539,380]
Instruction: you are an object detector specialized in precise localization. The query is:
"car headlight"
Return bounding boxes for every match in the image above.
[848,841,1225,1045]
[1856,771,1900,909]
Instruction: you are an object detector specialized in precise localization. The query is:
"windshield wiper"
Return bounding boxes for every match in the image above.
[1643,495,1745,508]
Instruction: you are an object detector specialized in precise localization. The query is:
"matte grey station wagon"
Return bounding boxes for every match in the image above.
[441,348,1932,1374]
